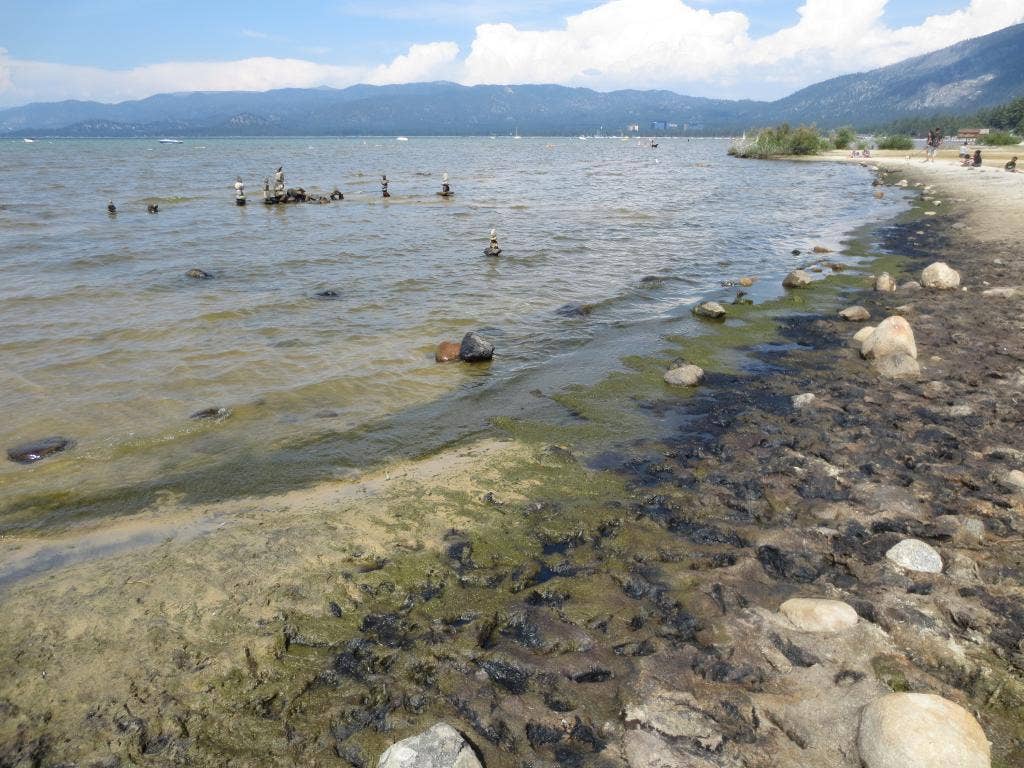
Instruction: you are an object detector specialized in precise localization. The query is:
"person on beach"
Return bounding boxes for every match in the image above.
[959,141,970,161]
[381,174,390,198]
[972,149,982,167]
[1006,156,1018,172]
[924,128,942,162]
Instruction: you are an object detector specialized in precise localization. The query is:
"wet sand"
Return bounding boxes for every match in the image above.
[2,154,1024,767]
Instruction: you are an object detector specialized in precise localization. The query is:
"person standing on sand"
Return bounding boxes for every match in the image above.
[924,128,942,162]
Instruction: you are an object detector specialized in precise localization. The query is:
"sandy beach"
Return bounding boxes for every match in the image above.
[2,151,1024,767]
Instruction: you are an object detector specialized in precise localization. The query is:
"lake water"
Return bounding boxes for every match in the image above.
[0,137,907,531]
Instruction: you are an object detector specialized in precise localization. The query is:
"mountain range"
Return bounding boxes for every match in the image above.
[2,22,1023,137]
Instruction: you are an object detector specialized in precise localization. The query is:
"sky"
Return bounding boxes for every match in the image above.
[1,0,1022,107]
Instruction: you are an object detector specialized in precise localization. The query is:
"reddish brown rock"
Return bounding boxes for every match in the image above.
[435,341,461,362]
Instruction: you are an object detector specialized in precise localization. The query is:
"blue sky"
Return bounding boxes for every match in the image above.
[1,0,1020,106]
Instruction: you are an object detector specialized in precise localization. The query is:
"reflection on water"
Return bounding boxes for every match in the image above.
[0,137,906,528]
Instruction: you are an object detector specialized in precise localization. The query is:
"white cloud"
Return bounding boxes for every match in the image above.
[0,0,1021,106]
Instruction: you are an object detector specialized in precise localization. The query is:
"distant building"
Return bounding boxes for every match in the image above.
[650,121,667,131]
[957,128,990,140]
[627,123,640,132]
[667,123,678,129]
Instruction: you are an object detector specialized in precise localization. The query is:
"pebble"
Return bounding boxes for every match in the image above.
[874,273,896,292]
[378,722,482,768]
[999,469,1024,494]
[693,301,726,319]
[663,365,704,387]
[791,393,816,409]
[779,598,858,633]
[6,436,73,464]
[981,287,1018,298]
[921,262,961,290]
[839,305,870,322]
[885,539,942,573]
[858,693,990,768]
[783,269,811,288]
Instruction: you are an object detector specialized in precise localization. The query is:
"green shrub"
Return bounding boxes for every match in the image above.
[877,135,914,150]
[728,123,828,159]
[831,126,856,150]
[979,131,1021,146]
[856,140,869,151]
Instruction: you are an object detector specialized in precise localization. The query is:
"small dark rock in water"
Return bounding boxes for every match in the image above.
[314,289,340,298]
[556,302,594,318]
[483,246,502,257]
[481,659,530,694]
[459,332,494,362]
[186,268,212,279]
[7,436,73,464]
[791,249,801,255]
[189,406,230,421]
[147,204,159,213]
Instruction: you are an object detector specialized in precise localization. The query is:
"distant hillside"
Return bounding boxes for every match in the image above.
[2,23,1023,137]
[753,22,1024,128]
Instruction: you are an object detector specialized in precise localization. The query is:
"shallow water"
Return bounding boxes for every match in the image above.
[0,137,907,530]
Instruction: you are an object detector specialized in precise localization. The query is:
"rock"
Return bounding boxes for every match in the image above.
[314,289,340,299]
[921,381,948,400]
[955,517,986,545]
[853,326,876,345]
[435,341,461,363]
[779,598,858,633]
[874,353,921,380]
[186,268,212,279]
[378,722,482,768]
[783,270,812,288]
[663,365,704,387]
[861,316,917,360]
[899,281,922,291]
[6,436,73,464]
[623,729,688,768]
[858,693,990,768]
[839,306,870,322]
[190,407,231,421]
[624,689,723,749]
[458,332,494,363]
[792,393,816,409]
[885,539,942,573]
[874,273,896,292]
[555,302,594,317]
[998,469,1024,494]
[921,262,961,290]
[692,301,726,319]
[981,287,1018,298]
[812,245,831,253]
[738,276,755,287]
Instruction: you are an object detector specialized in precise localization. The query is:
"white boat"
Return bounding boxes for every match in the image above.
[158,139,183,144]
[23,138,35,143]
[396,136,409,141]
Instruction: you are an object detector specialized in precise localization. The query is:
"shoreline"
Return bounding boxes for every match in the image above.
[2,156,1023,766]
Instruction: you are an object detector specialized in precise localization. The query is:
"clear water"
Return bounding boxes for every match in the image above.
[0,137,907,529]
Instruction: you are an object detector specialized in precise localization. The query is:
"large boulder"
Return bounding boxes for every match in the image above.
[874,273,896,292]
[378,723,481,768]
[7,436,73,464]
[783,270,811,288]
[779,598,858,633]
[858,693,990,768]
[692,301,726,319]
[921,262,961,290]
[885,539,942,573]
[839,306,870,322]
[664,365,704,387]
[874,353,921,380]
[861,316,917,360]
[459,332,494,362]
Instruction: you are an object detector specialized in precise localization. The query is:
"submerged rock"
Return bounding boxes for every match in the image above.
[186,268,213,279]
[7,436,73,464]
[861,316,917,360]
[377,722,482,768]
[812,245,831,253]
[874,273,896,292]
[459,332,494,362]
[314,289,340,299]
[921,262,961,290]
[663,365,704,387]
[190,407,231,421]
[738,276,755,287]
[692,301,726,319]
[839,305,871,322]
[858,693,990,768]
[783,270,811,288]
[779,598,858,633]
[435,341,461,363]
[556,302,594,318]
[885,539,942,573]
